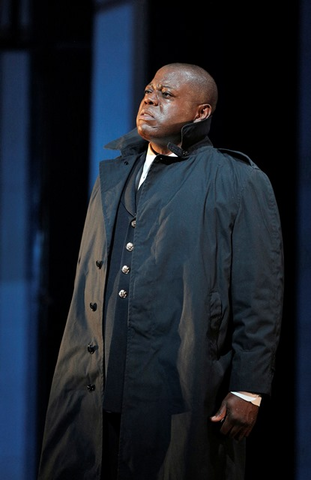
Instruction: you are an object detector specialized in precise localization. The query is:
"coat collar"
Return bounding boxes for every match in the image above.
[104,116,213,158]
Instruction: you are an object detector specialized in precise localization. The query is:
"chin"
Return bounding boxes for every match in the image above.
[137,125,151,140]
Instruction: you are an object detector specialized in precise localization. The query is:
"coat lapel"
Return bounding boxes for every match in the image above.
[99,153,145,249]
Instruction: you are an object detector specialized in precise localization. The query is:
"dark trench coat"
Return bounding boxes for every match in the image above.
[38,119,284,479]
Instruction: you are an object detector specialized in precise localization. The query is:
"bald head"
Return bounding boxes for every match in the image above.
[157,63,218,113]
[136,62,219,151]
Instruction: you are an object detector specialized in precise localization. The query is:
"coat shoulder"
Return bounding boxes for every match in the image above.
[216,147,257,167]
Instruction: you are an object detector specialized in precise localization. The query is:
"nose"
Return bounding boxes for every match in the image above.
[144,91,158,105]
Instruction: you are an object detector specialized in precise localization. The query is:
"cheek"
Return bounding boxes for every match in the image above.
[136,101,143,117]
[166,104,196,123]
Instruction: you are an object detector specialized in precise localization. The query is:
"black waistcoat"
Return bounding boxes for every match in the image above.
[102,155,145,412]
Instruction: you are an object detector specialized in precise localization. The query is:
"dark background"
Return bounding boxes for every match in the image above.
[35,1,297,478]
[1,0,301,478]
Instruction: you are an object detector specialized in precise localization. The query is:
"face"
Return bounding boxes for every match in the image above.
[136,66,204,149]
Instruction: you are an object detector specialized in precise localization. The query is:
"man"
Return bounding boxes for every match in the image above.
[38,63,284,479]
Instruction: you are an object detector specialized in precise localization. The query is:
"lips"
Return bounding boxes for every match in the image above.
[139,109,154,120]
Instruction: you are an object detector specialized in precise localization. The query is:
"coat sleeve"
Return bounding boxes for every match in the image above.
[229,164,284,396]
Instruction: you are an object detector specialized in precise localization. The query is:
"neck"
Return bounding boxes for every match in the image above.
[149,143,173,156]
[150,144,160,155]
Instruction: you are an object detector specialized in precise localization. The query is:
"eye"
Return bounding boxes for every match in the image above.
[161,90,173,98]
[144,87,153,95]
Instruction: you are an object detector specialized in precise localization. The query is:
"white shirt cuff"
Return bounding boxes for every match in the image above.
[231,391,262,406]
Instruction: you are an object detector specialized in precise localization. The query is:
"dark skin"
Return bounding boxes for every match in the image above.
[136,64,212,154]
[136,63,260,441]
[210,393,259,441]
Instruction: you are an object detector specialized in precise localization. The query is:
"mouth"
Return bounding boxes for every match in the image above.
[139,109,154,120]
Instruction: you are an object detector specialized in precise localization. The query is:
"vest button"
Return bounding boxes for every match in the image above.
[121,265,130,274]
[90,302,97,311]
[126,242,134,251]
[118,289,128,298]
[131,219,136,228]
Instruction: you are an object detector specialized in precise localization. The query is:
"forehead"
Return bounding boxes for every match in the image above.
[149,67,192,90]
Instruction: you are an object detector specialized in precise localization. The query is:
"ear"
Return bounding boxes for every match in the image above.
[193,103,212,123]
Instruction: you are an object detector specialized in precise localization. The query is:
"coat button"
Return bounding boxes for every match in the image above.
[126,242,134,251]
[87,384,95,392]
[87,343,95,354]
[96,260,103,269]
[131,219,136,228]
[118,289,128,298]
[121,265,130,274]
[90,302,97,311]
